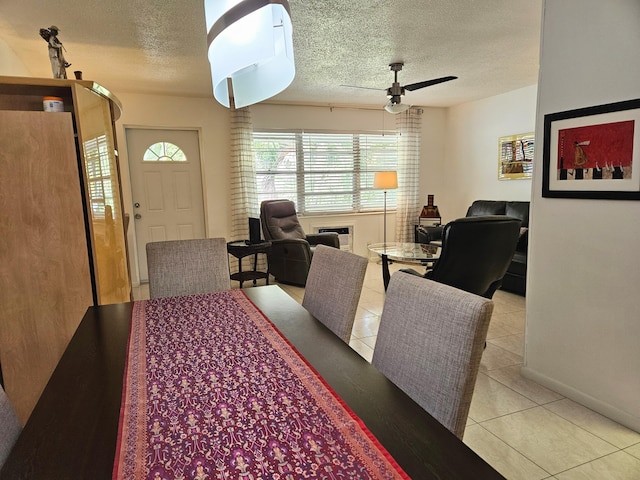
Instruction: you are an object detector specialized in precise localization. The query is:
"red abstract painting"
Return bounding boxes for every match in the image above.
[557,120,634,179]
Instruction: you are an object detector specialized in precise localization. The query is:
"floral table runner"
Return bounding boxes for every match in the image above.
[113,290,409,479]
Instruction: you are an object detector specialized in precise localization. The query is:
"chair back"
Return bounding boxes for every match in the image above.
[0,385,21,469]
[372,273,493,439]
[428,215,521,298]
[302,245,368,343]
[260,199,306,241]
[146,238,230,299]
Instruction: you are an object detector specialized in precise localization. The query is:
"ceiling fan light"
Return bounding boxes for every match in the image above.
[205,0,295,108]
[384,101,410,114]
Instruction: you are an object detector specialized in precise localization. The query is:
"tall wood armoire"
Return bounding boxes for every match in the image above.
[0,76,131,423]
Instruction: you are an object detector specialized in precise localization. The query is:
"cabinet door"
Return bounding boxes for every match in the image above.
[0,110,94,423]
[74,86,131,304]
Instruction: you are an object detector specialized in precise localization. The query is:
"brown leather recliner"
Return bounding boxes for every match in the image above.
[260,199,340,286]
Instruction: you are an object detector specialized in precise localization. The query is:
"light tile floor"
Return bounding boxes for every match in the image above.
[133,260,640,480]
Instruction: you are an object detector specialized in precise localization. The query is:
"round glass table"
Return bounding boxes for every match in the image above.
[368,242,441,290]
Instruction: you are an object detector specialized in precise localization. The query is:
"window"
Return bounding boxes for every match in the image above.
[143,142,187,162]
[253,131,398,215]
[84,135,114,218]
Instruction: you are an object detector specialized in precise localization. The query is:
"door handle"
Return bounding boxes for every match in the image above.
[134,213,142,220]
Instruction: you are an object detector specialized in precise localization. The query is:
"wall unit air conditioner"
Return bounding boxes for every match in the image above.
[312,225,353,252]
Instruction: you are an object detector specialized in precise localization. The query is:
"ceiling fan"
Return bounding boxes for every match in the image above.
[345,63,457,113]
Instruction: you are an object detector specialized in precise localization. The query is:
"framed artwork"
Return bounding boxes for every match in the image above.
[498,132,534,180]
[542,99,640,199]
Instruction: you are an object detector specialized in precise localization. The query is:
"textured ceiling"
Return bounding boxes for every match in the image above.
[0,0,542,109]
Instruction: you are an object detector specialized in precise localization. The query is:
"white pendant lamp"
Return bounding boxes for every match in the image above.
[204,0,295,108]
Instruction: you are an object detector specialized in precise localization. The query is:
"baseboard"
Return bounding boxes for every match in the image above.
[521,366,640,433]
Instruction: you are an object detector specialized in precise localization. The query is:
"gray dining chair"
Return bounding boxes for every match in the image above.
[302,245,368,343]
[0,384,21,469]
[372,272,493,439]
[146,238,230,299]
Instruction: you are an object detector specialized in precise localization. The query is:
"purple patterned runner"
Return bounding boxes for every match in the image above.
[113,290,409,480]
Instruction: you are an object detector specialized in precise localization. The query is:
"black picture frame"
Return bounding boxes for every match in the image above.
[542,98,640,199]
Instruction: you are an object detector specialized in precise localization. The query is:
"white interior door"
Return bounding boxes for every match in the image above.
[126,128,205,282]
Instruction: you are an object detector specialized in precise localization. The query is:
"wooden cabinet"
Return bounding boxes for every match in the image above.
[0,76,131,423]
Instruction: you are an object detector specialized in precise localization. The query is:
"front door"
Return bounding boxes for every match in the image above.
[126,128,205,282]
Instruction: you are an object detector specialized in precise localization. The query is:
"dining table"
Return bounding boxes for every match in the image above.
[0,285,504,479]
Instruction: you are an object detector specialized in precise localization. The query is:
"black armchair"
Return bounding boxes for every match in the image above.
[260,199,340,286]
[402,215,522,299]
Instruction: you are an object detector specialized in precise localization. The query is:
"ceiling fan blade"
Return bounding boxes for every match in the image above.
[403,76,457,91]
[340,84,386,91]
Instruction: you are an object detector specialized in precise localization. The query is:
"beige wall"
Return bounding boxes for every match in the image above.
[0,38,30,76]
[525,0,640,431]
[442,85,537,220]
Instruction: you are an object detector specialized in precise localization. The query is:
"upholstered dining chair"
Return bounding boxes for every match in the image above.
[372,273,493,439]
[401,215,522,299]
[0,384,21,469]
[302,245,368,343]
[146,238,230,299]
[260,199,340,286]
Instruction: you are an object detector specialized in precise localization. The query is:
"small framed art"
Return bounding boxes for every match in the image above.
[542,99,640,199]
[498,133,534,180]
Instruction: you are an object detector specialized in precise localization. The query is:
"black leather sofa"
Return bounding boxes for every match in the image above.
[416,200,529,296]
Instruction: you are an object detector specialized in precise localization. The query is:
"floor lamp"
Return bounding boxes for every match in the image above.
[374,171,398,251]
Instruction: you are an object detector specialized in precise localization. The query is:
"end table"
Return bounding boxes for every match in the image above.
[226,240,272,288]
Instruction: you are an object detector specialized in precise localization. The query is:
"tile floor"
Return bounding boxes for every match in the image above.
[133,260,640,480]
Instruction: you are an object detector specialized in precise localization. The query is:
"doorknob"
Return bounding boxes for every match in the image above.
[134,213,142,219]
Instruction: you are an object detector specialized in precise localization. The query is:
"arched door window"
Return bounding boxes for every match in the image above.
[143,142,187,162]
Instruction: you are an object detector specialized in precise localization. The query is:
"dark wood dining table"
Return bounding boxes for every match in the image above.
[0,285,504,479]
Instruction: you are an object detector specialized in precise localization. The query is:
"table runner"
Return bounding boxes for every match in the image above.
[113,290,409,479]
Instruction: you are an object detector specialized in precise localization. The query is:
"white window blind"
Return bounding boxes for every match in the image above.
[84,135,114,218]
[253,131,398,215]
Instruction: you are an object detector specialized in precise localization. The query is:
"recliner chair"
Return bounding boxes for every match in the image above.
[260,199,340,286]
[417,200,530,295]
[401,215,522,299]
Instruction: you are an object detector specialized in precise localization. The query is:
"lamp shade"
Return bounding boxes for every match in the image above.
[384,101,410,114]
[373,171,398,190]
[205,0,295,108]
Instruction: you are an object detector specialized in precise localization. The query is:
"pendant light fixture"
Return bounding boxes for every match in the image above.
[204,0,295,108]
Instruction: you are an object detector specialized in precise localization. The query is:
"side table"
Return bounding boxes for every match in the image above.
[368,242,440,290]
[226,240,272,288]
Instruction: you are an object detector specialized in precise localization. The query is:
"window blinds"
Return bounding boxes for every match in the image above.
[253,131,398,215]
